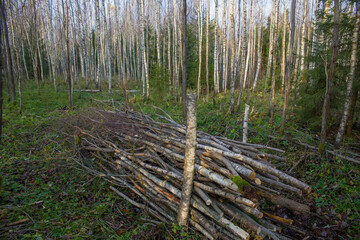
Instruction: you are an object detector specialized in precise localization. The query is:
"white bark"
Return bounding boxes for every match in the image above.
[222,0,228,92]
[336,2,359,145]
[197,0,203,99]
[229,0,235,113]
[140,0,149,98]
[280,0,287,93]
[156,0,161,67]
[177,93,197,226]
[205,0,209,102]
[243,104,250,143]
[252,0,263,91]
[214,0,219,95]
[264,5,275,93]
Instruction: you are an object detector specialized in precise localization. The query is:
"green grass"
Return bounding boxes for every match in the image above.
[1,80,359,239]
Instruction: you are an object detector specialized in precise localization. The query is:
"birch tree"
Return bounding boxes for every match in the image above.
[222,0,228,92]
[182,0,187,118]
[280,0,287,93]
[264,6,274,94]
[95,0,101,90]
[197,0,203,99]
[229,0,236,114]
[214,0,219,95]
[62,0,72,107]
[237,0,247,106]
[205,0,209,103]
[156,0,161,67]
[252,0,263,91]
[268,0,280,122]
[140,0,149,98]
[335,2,359,145]
[280,0,296,133]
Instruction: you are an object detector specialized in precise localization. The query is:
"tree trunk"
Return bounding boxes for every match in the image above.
[237,0,247,105]
[214,0,219,96]
[156,0,161,67]
[177,93,197,226]
[320,0,340,147]
[264,6,274,94]
[197,0,203,99]
[173,0,179,99]
[280,1,287,93]
[32,0,39,88]
[346,91,358,137]
[222,0,228,92]
[299,0,307,81]
[243,104,250,143]
[0,0,15,102]
[280,0,296,134]
[205,0,209,103]
[335,2,359,145]
[229,0,235,114]
[140,0,149,98]
[168,22,172,90]
[95,0,101,90]
[252,0,263,91]
[0,5,3,142]
[182,0,187,119]
[268,0,280,122]
[62,0,72,107]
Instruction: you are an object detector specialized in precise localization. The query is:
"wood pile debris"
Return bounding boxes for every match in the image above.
[73,108,312,240]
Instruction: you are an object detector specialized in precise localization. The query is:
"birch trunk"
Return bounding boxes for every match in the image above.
[47,0,57,88]
[168,22,172,90]
[156,0,161,67]
[222,0,228,92]
[252,0,263,91]
[280,0,287,93]
[21,41,29,80]
[140,0,149,98]
[243,104,250,143]
[280,0,296,133]
[263,7,274,94]
[269,0,280,122]
[197,0,203,99]
[214,0,219,95]
[95,0,101,90]
[229,0,235,114]
[32,0,40,87]
[237,0,247,104]
[299,0,307,81]
[181,0,187,118]
[173,0,179,99]
[335,2,359,145]
[62,0,72,107]
[205,0,209,103]
[177,93,197,226]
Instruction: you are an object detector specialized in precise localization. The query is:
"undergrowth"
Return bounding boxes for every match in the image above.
[0,80,359,239]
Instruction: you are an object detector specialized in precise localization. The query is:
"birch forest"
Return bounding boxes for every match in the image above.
[0,0,359,239]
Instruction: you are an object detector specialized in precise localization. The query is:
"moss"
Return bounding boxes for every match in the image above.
[318,143,325,155]
[230,175,250,191]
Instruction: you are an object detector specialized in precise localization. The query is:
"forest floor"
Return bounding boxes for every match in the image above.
[0,81,359,239]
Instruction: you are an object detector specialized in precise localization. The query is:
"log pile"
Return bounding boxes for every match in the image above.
[73,108,311,240]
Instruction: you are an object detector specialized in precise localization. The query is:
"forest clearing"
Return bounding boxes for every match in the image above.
[0,0,359,239]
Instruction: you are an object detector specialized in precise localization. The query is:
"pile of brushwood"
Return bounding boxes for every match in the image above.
[72,108,312,240]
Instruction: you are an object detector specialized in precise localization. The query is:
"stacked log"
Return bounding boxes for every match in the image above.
[73,108,311,240]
